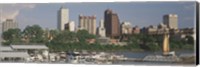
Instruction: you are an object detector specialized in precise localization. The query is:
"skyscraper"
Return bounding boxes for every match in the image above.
[79,14,96,35]
[2,19,18,32]
[57,6,69,31]
[121,21,132,35]
[163,14,178,29]
[65,21,75,32]
[104,9,120,38]
[97,19,106,37]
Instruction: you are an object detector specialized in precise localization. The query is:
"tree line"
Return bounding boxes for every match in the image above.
[2,24,194,52]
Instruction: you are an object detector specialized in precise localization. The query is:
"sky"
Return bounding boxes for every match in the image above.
[0,2,196,30]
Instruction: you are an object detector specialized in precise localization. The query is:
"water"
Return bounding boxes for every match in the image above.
[112,50,195,65]
[114,50,194,58]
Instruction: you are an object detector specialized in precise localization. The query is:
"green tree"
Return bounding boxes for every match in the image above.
[22,25,44,44]
[128,34,140,49]
[52,30,77,44]
[2,28,22,45]
[185,35,194,44]
[148,42,160,51]
[76,30,96,42]
[49,29,59,38]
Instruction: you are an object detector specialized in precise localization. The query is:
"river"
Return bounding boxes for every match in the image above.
[112,50,195,65]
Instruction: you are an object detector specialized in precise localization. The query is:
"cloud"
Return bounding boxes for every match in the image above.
[0,4,36,22]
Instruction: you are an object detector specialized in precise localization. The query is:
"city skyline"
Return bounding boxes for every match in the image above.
[0,2,196,64]
[0,2,196,30]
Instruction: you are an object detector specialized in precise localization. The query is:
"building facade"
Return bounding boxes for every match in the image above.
[104,9,120,38]
[2,19,18,32]
[65,21,75,32]
[132,26,140,34]
[121,21,132,35]
[97,19,106,37]
[147,25,158,35]
[163,14,178,29]
[157,23,168,34]
[57,6,69,31]
[79,14,96,35]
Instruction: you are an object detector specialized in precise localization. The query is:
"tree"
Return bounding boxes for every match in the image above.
[185,35,194,44]
[52,30,77,44]
[128,34,140,49]
[76,30,96,42]
[22,25,45,44]
[148,42,160,51]
[43,29,60,43]
[170,42,180,50]
[49,30,59,38]
[2,28,22,45]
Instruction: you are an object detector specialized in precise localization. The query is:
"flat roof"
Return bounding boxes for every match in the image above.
[0,52,30,58]
[10,45,48,50]
[0,47,13,51]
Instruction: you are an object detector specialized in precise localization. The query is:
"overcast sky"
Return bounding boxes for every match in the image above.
[0,2,196,30]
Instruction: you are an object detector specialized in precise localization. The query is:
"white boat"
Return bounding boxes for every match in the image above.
[67,52,96,64]
[67,52,128,64]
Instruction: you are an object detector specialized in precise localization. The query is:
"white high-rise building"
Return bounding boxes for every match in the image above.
[2,19,18,32]
[79,15,96,35]
[97,19,106,37]
[121,21,132,34]
[65,21,75,32]
[57,6,69,31]
[163,14,178,29]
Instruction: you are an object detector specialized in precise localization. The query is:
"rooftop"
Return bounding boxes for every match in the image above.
[0,46,13,51]
[0,52,30,58]
[10,45,48,50]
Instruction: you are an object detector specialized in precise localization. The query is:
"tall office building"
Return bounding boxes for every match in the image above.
[97,19,106,37]
[2,19,18,32]
[121,21,132,35]
[79,14,96,35]
[104,9,120,38]
[163,14,178,29]
[57,6,69,31]
[65,21,75,32]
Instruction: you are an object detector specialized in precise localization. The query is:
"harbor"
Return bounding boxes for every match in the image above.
[0,3,196,66]
[0,29,195,64]
[0,45,195,65]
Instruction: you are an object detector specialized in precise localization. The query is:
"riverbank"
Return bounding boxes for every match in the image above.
[100,49,194,54]
[176,56,196,64]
